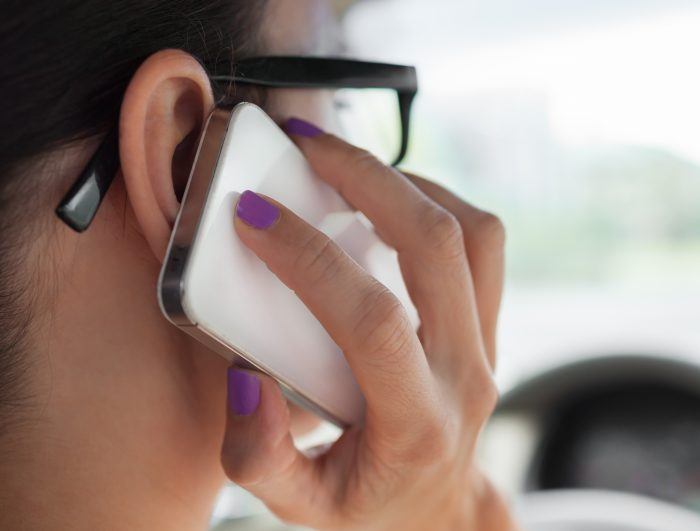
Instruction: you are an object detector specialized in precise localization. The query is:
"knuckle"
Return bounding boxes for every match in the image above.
[482,378,500,416]
[469,372,499,422]
[353,288,414,368]
[346,145,381,173]
[472,211,506,251]
[222,436,293,488]
[221,444,265,486]
[420,204,465,259]
[291,230,344,287]
[340,144,394,188]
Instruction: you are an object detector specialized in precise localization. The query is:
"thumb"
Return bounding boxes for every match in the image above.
[220,367,330,525]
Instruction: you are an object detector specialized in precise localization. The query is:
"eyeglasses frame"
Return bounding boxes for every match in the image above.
[55,56,418,232]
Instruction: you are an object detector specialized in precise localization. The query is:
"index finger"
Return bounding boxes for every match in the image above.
[285,120,486,372]
[233,191,438,433]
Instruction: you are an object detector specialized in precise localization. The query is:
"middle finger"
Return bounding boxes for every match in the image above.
[289,127,483,359]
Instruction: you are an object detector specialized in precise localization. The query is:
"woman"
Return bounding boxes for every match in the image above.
[0,0,516,529]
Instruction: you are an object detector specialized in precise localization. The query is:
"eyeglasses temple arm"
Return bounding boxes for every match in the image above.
[56,128,119,232]
[393,90,417,167]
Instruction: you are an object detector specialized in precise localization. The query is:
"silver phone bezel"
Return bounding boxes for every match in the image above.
[158,105,349,428]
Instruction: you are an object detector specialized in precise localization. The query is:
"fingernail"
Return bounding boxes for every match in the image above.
[283,117,324,138]
[235,190,280,230]
[227,367,261,416]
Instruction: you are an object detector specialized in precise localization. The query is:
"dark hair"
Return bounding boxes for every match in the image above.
[0,0,267,433]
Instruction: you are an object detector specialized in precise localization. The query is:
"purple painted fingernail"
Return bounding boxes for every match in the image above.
[283,117,324,138]
[227,367,261,416]
[235,190,280,230]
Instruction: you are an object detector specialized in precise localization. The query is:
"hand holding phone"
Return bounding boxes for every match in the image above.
[220,123,513,530]
[159,104,418,426]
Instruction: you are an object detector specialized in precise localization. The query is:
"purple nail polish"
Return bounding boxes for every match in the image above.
[227,367,261,416]
[235,190,280,230]
[283,117,324,138]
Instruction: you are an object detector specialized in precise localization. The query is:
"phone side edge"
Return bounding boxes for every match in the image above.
[158,103,357,428]
[158,107,232,325]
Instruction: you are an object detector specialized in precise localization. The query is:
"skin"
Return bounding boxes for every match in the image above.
[222,134,515,530]
[0,0,516,529]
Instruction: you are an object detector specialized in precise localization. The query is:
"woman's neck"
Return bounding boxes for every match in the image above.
[0,212,230,530]
[0,342,228,530]
[1,424,223,530]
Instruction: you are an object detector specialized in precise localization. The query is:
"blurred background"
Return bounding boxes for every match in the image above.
[342,0,700,387]
[213,0,700,527]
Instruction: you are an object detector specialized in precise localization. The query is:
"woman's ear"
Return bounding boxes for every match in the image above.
[120,49,215,260]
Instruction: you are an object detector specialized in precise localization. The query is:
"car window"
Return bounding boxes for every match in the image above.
[343,0,700,388]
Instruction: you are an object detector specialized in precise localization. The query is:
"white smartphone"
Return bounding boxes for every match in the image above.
[158,103,418,427]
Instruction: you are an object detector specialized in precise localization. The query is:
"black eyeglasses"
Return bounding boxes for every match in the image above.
[56,56,418,233]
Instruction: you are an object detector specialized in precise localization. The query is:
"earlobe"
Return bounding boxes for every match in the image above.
[119,49,215,260]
